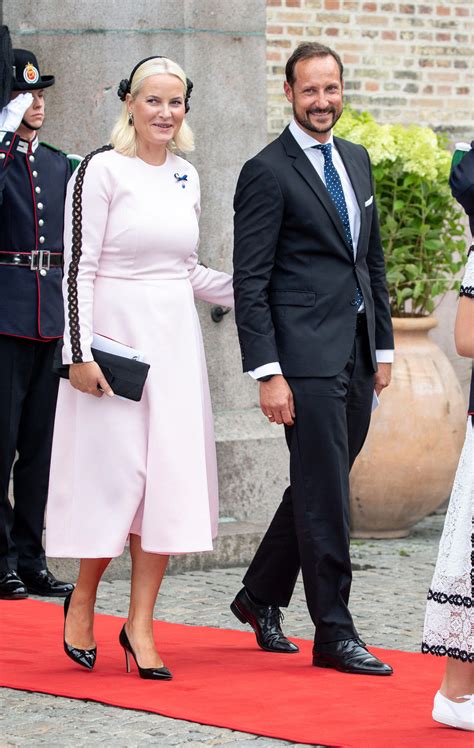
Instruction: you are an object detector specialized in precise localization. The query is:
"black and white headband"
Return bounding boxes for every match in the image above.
[117,56,193,113]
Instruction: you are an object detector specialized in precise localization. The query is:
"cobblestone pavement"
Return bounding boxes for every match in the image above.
[0,514,443,747]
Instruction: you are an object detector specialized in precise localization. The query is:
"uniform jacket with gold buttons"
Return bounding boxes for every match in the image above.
[0,130,73,340]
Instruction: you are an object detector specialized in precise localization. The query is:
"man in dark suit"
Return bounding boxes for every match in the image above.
[0,46,74,599]
[231,42,394,675]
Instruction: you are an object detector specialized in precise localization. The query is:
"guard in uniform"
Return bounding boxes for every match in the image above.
[0,48,74,599]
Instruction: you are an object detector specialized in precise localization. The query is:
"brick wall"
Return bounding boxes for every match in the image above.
[266,0,473,140]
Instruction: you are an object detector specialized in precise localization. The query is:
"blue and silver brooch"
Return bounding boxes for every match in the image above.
[174,172,188,189]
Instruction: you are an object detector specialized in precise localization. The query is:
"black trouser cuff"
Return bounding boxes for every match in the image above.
[17,557,47,575]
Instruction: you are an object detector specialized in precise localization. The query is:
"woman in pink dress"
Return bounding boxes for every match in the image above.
[46,56,233,679]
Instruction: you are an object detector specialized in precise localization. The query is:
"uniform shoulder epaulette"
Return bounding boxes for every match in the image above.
[39,141,67,156]
[40,142,82,173]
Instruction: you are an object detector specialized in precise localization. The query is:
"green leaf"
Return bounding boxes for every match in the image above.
[400,287,413,300]
[424,239,443,250]
[386,270,405,283]
[404,264,420,279]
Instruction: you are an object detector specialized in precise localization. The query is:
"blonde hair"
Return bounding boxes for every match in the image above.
[110,57,194,157]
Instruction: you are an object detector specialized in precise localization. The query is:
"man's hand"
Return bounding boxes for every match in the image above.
[260,375,295,426]
[0,93,33,132]
[69,361,114,398]
[374,362,392,396]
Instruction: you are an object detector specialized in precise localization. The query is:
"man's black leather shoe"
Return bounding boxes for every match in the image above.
[230,587,299,653]
[20,568,74,597]
[0,570,28,600]
[313,638,393,675]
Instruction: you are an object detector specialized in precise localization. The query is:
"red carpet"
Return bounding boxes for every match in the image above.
[0,600,467,747]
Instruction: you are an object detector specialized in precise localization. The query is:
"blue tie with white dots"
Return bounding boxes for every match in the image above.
[313,142,363,309]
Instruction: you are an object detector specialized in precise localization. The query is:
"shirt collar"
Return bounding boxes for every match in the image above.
[289,119,334,152]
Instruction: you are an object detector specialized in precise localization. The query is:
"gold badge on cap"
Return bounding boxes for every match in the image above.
[23,62,39,85]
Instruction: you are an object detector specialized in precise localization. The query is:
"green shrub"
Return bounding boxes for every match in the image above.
[335,109,466,316]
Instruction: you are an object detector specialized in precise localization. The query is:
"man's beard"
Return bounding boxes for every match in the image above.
[21,117,42,131]
[294,105,342,134]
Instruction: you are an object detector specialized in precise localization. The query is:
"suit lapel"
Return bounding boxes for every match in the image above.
[279,127,365,257]
[281,126,350,250]
[333,136,367,251]
[292,151,350,250]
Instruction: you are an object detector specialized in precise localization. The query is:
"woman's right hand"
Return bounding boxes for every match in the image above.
[69,362,114,398]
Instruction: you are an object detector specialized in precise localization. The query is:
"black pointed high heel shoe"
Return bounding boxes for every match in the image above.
[63,591,96,670]
[119,624,172,680]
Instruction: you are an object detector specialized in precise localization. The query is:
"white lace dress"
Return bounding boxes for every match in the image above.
[422,251,474,662]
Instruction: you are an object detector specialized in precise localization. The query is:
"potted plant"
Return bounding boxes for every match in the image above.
[335,110,467,537]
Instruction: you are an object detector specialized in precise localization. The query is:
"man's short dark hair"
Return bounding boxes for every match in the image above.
[285,42,344,86]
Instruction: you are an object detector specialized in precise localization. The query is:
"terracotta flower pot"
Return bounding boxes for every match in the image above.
[350,316,466,538]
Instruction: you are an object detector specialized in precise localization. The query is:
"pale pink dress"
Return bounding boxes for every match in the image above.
[45,149,233,557]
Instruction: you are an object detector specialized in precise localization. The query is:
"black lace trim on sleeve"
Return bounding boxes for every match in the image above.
[460,285,474,298]
[67,144,114,363]
[422,642,474,662]
[426,587,472,609]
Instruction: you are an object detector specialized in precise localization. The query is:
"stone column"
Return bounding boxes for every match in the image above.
[4,0,288,574]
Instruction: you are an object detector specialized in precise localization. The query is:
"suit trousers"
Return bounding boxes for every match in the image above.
[243,321,374,644]
[0,335,59,573]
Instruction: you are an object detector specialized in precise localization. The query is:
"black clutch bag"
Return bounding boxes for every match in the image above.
[53,342,150,402]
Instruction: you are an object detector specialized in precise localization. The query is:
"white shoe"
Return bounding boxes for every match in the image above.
[432,691,474,731]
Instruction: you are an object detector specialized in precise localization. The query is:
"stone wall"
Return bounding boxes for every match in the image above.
[266,0,473,139]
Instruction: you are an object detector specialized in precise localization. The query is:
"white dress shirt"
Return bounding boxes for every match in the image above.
[250,119,394,380]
